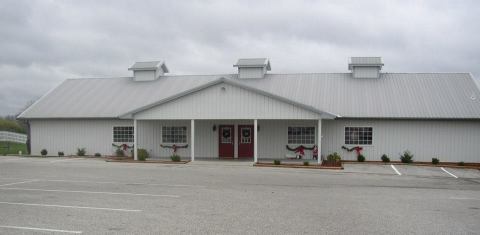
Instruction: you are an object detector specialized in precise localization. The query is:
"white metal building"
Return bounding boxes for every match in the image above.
[18,57,480,163]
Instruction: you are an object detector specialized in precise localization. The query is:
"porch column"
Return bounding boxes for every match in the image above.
[254,119,258,163]
[190,119,195,162]
[134,118,138,161]
[317,119,322,164]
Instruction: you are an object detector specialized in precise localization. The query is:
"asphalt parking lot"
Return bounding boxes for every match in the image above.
[0,156,479,234]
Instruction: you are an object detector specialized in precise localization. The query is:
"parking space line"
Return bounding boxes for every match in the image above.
[0,201,141,212]
[390,165,402,175]
[50,158,86,163]
[450,197,480,201]
[0,180,38,187]
[0,187,180,198]
[0,225,82,234]
[441,167,458,178]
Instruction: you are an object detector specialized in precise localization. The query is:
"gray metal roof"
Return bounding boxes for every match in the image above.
[349,57,384,70]
[234,58,271,70]
[18,72,480,119]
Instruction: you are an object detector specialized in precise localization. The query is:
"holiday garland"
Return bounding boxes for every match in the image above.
[112,143,134,151]
[160,144,188,153]
[341,146,363,155]
[286,145,315,151]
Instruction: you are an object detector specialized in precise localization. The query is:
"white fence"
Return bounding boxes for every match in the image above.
[0,131,28,144]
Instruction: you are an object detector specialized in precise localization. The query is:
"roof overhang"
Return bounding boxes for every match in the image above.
[119,77,338,119]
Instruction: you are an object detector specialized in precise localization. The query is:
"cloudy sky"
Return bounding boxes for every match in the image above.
[1,0,479,116]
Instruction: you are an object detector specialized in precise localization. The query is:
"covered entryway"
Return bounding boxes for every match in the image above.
[121,78,337,164]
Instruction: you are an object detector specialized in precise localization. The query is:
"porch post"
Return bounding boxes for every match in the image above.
[190,119,195,162]
[317,119,322,164]
[134,118,138,161]
[254,119,258,163]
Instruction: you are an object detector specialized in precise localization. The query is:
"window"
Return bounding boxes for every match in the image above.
[345,127,372,145]
[288,127,315,144]
[113,126,134,143]
[162,126,187,143]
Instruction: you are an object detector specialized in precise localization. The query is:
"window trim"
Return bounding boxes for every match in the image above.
[112,126,134,143]
[343,126,374,146]
[286,125,316,145]
[161,126,188,144]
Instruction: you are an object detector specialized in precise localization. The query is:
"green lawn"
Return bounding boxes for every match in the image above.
[0,141,27,155]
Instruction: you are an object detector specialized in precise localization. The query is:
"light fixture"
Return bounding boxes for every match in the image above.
[257,125,260,132]
[212,125,216,131]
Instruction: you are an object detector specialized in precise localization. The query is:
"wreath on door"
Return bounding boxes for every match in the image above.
[222,129,231,138]
[242,129,250,138]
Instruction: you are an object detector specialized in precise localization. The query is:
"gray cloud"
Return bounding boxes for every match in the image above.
[1,0,479,116]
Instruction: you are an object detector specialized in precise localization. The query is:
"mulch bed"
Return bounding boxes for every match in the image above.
[254,162,343,170]
[105,158,189,164]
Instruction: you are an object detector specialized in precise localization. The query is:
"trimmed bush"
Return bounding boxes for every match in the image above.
[170,154,181,162]
[273,159,281,165]
[458,161,465,166]
[400,150,414,163]
[137,149,149,161]
[115,148,124,157]
[432,158,440,165]
[76,148,86,156]
[327,152,341,162]
[357,154,365,162]
[381,154,390,163]
[40,149,48,156]
[94,153,101,157]
[303,161,309,166]
[58,151,64,157]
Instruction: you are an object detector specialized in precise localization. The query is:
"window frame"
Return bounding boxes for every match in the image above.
[161,126,188,144]
[343,126,373,146]
[112,126,134,143]
[286,126,316,145]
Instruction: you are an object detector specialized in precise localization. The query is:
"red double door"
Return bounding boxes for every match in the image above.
[218,125,254,158]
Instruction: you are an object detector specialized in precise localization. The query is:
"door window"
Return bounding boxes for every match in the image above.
[240,128,251,143]
[221,127,232,143]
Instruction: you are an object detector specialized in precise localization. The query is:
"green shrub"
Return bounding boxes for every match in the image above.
[327,152,341,162]
[303,161,309,166]
[381,154,390,163]
[432,158,440,165]
[40,149,48,156]
[458,161,465,166]
[400,150,414,163]
[115,148,124,157]
[94,153,101,157]
[58,151,64,156]
[137,149,149,161]
[273,159,281,165]
[76,148,86,156]
[357,154,365,162]
[170,154,181,162]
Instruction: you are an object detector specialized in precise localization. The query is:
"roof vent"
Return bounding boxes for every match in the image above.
[348,57,383,78]
[233,58,271,79]
[128,61,169,81]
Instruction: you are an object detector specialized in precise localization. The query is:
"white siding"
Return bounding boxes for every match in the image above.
[352,67,380,78]
[134,83,321,120]
[238,67,265,79]
[133,70,157,81]
[137,120,191,158]
[322,119,480,162]
[30,119,133,156]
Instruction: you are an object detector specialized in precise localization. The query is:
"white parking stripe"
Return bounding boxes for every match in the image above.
[0,177,205,188]
[0,187,180,198]
[0,180,37,187]
[450,197,480,201]
[390,165,402,175]
[50,158,85,163]
[0,201,141,212]
[441,167,458,178]
[0,225,82,234]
